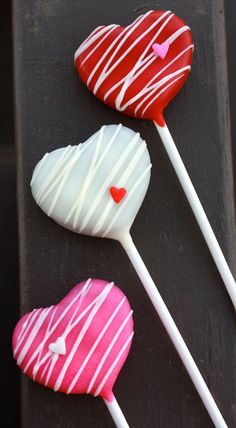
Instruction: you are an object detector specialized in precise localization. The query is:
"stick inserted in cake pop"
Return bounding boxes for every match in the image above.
[12,279,133,428]
[31,124,227,427]
[74,9,236,309]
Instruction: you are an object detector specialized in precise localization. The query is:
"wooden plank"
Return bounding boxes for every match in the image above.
[225,0,236,188]
[0,146,20,428]
[13,0,236,427]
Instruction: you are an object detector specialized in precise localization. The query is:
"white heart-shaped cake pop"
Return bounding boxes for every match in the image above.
[31,124,151,240]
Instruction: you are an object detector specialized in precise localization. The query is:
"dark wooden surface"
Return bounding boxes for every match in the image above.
[0,147,20,428]
[13,0,236,427]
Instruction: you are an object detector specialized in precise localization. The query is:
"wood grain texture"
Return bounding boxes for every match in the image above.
[13,0,236,427]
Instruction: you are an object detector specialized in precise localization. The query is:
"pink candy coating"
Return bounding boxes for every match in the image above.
[12,279,134,401]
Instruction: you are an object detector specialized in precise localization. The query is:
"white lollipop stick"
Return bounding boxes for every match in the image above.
[155,122,236,309]
[121,233,228,428]
[104,396,130,428]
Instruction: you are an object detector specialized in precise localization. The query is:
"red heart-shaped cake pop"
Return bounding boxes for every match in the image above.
[75,10,193,126]
[12,279,134,401]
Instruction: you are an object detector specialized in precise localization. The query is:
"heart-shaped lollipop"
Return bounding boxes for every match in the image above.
[31,124,151,241]
[13,279,134,427]
[75,10,193,126]
[31,124,226,427]
[75,10,236,312]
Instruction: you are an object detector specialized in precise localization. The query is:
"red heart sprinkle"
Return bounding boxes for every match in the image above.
[109,186,126,204]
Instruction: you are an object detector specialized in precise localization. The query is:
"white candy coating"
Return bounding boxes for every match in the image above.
[31,124,151,240]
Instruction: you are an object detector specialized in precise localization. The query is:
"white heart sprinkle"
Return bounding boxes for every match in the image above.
[49,337,66,355]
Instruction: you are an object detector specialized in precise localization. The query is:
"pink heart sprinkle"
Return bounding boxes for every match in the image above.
[152,41,169,59]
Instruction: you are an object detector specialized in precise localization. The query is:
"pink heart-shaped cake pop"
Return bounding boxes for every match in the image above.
[75,10,193,126]
[12,279,134,401]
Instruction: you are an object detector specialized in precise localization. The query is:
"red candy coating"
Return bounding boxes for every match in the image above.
[75,10,193,126]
